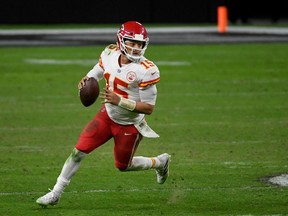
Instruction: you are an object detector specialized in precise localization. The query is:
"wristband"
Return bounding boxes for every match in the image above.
[118,97,136,111]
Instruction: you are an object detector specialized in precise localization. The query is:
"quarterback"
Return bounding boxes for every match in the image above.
[36,21,170,206]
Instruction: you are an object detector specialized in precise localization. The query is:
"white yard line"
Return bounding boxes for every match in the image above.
[0,185,275,196]
[160,92,288,97]
[25,58,97,65]
[24,58,191,66]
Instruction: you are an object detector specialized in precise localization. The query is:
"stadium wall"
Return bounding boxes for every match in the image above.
[0,0,287,24]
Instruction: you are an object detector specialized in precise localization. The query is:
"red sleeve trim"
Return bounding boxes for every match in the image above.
[139,77,160,87]
[99,57,104,70]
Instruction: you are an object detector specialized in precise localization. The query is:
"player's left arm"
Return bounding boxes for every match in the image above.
[133,63,159,114]
[134,102,155,115]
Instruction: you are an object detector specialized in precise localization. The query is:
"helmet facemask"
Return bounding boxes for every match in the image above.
[117,35,149,62]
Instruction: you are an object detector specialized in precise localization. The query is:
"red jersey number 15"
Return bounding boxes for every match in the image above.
[104,73,129,98]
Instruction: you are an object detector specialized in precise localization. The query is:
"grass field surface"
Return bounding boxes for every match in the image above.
[0,43,288,215]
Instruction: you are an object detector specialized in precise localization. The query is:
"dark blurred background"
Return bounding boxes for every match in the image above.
[0,0,287,24]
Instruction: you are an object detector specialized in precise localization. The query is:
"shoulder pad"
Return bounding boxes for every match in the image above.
[104,44,118,55]
[139,59,158,71]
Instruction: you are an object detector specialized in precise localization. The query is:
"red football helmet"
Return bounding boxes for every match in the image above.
[117,21,149,62]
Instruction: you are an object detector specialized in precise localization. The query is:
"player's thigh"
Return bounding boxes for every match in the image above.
[76,117,112,153]
[113,125,142,170]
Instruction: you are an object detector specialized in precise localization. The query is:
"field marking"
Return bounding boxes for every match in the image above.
[25,59,97,66]
[160,92,288,97]
[0,185,275,196]
[155,61,191,66]
[182,105,288,111]
[160,79,288,84]
[154,119,288,126]
[24,58,190,66]
[223,163,288,169]
[0,139,281,155]
[0,125,82,131]
[268,174,288,187]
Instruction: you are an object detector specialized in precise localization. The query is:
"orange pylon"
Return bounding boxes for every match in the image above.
[218,6,228,33]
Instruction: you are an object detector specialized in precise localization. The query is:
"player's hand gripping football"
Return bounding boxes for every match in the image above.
[78,76,90,90]
[100,88,120,106]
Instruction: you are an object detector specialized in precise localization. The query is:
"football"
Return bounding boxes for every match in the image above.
[79,77,100,107]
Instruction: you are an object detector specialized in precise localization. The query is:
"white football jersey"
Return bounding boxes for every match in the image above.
[86,44,160,125]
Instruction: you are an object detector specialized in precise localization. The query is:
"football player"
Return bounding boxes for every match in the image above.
[36,21,170,207]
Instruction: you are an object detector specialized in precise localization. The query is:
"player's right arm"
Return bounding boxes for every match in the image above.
[78,53,105,90]
[79,44,117,90]
[86,56,104,81]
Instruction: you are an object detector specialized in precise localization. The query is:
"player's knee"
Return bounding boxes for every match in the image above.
[71,148,87,162]
[115,162,128,171]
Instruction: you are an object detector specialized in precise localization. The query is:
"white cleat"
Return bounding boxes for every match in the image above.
[36,190,60,207]
[156,153,171,184]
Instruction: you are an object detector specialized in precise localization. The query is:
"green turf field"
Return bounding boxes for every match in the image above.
[0,43,287,215]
